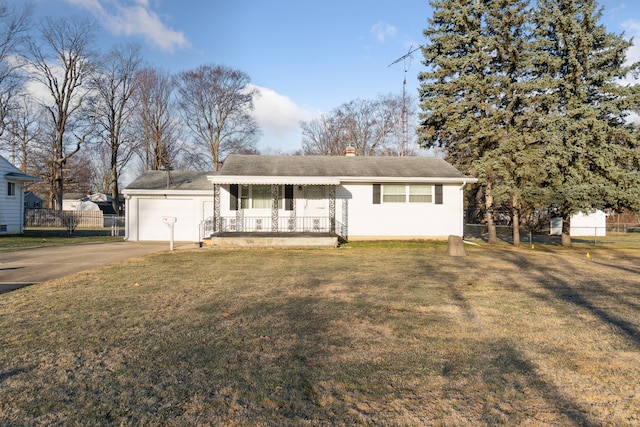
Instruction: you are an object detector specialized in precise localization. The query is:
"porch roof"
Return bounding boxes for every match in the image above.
[207,176,341,185]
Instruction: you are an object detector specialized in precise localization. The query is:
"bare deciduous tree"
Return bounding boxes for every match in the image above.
[174,64,259,171]
[301,93,410,156]
[0,1,30,138]
[4,96,46,172]
[93,43,141,213]
[25,17,98,210]
[134,67,180,171]
[301,113,346,155]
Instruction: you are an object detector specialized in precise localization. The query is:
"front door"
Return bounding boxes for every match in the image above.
[304,186,326,231]
[304,186,326,215]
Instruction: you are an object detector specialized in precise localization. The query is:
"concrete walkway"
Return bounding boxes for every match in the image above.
[0,241,196,294]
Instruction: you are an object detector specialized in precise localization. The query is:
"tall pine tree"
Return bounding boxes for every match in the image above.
[531,0,640,246]
[418,0,534,244]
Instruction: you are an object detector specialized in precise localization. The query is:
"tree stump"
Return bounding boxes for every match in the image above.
[446,235,466,257]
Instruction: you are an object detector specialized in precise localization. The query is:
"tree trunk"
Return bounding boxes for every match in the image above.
[485,183,497,244]
[512,194,520,246]
[54,160,64,211]
[111,164,119,214]
[111,147,120,214]
[512,209,520,246]
[561,216,572,247]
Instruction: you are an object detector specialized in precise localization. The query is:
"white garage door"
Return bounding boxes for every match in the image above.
[138,198,197,241]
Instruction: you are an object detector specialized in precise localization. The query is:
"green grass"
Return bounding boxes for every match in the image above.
[1,243,639,425]
[0,229,123,251]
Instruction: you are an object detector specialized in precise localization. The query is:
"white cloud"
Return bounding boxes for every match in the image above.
[371,21,397,43]
[620,19,640,85]
[250,85,317,136]
[64,0,189,52]
[248,85,320,152]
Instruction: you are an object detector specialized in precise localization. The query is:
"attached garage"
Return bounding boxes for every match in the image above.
[123,171,214,243]
[135,197,198,241]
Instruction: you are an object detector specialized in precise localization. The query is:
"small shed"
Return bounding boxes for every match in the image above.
[550,210,607,237]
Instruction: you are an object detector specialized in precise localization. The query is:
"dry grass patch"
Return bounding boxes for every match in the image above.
[0,243,639,425]
[0,229,122,251]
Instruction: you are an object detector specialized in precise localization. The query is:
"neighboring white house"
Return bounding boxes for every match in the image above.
[0,155,41,234]
[123,154,477,243]
[63,193,101,212]
[63,192,118,216]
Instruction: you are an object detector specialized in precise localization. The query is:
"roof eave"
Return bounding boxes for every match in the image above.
[207,176,341,185]
[5,172,42,183]
[122,189,213,195]
[338,176,478,184]
[207,175,477,185]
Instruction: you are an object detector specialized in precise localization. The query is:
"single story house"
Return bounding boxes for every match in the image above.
[123,154,477,244]
[63,193,118,215]
[24,192,44,209]
[0,155,41,234]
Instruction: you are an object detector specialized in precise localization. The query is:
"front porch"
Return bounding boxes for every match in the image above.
[206,231,340,248]
[199,183,349,246]
[200,214,346,248]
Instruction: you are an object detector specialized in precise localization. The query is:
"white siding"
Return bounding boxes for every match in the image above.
[0,157,26,234]
[340,183,464,240]
[126,194,213,242]
[217,183,465,240]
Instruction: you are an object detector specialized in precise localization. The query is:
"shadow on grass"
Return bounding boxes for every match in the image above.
[412,253,600,425]
[0,283,33,294]
[498,250,640,349]
[480,339,598,427]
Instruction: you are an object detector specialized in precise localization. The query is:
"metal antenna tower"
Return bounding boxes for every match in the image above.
[388,45,421,156]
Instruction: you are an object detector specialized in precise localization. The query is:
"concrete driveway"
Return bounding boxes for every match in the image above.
[0,241,193,294]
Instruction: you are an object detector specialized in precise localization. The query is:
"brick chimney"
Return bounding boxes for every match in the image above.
[345,146,356,156]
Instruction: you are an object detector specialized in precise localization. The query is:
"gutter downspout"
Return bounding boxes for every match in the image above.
[459,181,467,237]
[124,195,129,241]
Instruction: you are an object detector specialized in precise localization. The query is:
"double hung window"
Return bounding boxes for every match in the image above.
[374,184,442,204]
[238,185,284,209]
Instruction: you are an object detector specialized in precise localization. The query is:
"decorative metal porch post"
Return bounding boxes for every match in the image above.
[271,184,279,232]
[289,196,296,231]
[213,184,220,233]
[329,185,336,233]
[342,199,348,240]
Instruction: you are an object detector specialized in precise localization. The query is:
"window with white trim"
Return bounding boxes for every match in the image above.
[381,184,433,203]
[382,185,406,203]
[240,185,284,209]
[409,185,432,203]
[7,182,15,197]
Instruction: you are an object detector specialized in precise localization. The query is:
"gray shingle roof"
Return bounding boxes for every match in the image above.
[125,155,474,190]
[219,154,470,179]
[125,170,214,191]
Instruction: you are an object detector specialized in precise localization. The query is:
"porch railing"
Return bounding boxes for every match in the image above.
[200,216,347,241]
[223,216,332,233]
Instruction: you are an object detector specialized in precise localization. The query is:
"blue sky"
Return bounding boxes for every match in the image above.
[21,0,640,152]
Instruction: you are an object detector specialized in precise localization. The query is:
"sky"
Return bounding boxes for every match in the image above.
[17,0,640,153]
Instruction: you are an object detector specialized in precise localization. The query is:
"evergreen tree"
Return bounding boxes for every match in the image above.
[531,0,640,246]
[480,0,539,246]
[418,0,534,244]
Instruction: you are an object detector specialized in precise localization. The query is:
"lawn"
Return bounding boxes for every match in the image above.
[1,242,639,425]
[0,229,123,251]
